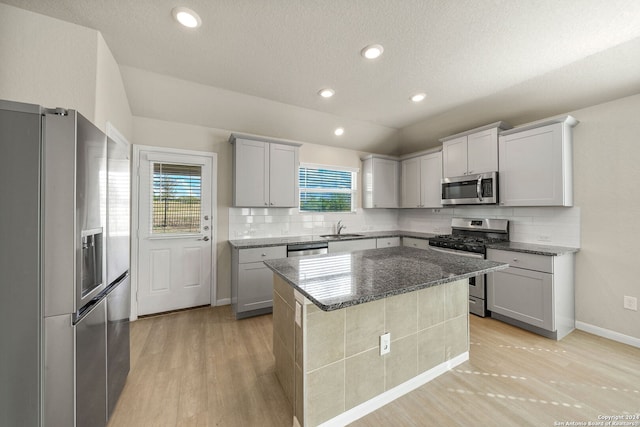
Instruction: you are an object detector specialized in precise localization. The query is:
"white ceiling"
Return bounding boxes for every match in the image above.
[5,0,640,153]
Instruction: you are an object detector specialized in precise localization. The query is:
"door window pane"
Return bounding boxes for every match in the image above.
[151,163,202,233]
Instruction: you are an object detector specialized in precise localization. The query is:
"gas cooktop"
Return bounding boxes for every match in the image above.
[428,218,510,254]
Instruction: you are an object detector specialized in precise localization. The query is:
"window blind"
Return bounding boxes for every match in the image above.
[151,163,202,233]
[299,166,355,212]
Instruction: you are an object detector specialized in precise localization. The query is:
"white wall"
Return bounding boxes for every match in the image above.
[571,93,640,341]
[0,3,133,141]
[0,3,97,118]
[94,34,133,141]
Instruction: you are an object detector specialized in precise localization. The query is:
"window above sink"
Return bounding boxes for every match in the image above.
[299,163,358,213]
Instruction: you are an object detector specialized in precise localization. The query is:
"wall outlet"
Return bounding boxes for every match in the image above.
[380,332,391,356]
[624,296,638,311]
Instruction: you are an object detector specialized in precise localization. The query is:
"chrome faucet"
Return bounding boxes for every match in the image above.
[337,220,346,235]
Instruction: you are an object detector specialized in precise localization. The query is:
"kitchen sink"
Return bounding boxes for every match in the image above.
[319,233,364,239]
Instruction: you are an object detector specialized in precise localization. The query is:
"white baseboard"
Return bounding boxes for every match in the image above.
[318,352,469,427]
[576,321,640,348]
[215,298,231,306]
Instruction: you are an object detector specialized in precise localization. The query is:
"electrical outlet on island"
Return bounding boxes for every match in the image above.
[380,333,391,356]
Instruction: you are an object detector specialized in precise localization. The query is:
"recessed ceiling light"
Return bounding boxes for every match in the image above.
[172,7,202,28]
[334,127,345,136]
[361,44,384,59]
[410,93,427,103]
[318,88,335,98]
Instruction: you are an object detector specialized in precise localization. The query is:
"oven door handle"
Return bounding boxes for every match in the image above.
[429,246,484,259]
[476,175,483,202]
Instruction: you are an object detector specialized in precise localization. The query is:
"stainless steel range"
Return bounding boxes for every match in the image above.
[429,218,509,317]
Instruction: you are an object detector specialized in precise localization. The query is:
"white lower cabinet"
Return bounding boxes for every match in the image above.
[488,266,553,330]
[376,237,400,248]
[487,249,575,340]
[327,239,376,253]
[401,237,430,250]
[231,245,286,319]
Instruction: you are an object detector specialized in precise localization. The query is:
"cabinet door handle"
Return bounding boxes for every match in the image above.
[513,258,518,262]
[261,253,267,257]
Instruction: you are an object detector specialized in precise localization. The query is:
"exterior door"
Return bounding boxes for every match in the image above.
[135,146,215,316]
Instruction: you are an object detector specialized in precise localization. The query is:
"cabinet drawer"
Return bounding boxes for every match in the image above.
[487,249,552,273]
[238,246,286,264]
[402,237,430,250]
[376,237,400,248]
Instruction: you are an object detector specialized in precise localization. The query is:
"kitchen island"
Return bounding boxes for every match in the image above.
[264,246,508,426]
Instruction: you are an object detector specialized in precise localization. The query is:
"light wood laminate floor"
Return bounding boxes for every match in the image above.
[109,305,640,427]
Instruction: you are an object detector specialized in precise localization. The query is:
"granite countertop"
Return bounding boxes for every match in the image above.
[228,230,437,249]
[486,241,579,256]
[264,246,508,311]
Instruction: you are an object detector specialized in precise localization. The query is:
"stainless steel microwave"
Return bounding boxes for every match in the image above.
[441,171,498,205]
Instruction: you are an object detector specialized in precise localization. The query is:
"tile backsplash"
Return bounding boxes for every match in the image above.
[229,206,580,247]
[398,206,581,247]
[228,208,399,239]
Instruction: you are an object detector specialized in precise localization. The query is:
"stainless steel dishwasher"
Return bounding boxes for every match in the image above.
[287,242,328,257]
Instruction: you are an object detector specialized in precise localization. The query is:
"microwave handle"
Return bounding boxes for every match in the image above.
[476,175,483,201]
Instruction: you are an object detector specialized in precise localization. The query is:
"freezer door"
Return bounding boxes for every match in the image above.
[107,275,131,418]
[106,136,131,284]
[76,297,108,427]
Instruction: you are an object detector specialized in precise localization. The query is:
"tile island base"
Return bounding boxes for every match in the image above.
[272,275,470,427]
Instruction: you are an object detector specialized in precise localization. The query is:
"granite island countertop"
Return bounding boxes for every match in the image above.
[264,246,509,311]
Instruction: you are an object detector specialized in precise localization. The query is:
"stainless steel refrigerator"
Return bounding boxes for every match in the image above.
[0,99,130,426]
[105,135,131,418]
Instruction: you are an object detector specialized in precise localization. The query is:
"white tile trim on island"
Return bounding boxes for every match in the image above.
[317,352,469,427]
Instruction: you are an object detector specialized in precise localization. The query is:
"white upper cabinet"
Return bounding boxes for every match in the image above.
[420,152,443,208]
[442,135,468,177]
[401,157,420,208]
[401,151,442,208]
[230,134,300,207]
[498,116,578,207]
[467,128,499,174]
[233,138,269,206]
[362,156,399,208]
[269,143,298,207]
[440,122,511,178]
